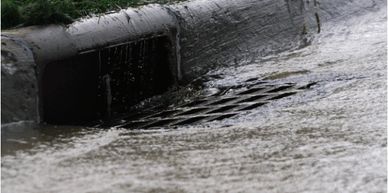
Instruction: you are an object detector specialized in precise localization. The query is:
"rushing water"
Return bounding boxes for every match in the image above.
[2,3,387,193]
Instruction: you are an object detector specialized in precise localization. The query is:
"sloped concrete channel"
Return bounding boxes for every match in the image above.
[1,0,387,192]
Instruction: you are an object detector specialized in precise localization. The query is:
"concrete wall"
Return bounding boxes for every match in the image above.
[2,0,382,125]
[1,36,38,123]
[172,0,320,82]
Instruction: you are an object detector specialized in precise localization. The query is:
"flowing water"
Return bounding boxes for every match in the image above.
[1,3,387,193]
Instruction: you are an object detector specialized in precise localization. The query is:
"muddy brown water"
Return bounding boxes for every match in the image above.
[1,3,387,193]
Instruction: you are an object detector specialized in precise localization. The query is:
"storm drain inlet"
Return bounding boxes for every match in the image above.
[102,80,317,129]
[41,36,175,125]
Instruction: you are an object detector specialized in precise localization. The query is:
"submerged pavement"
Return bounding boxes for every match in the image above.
[1,2,387,193]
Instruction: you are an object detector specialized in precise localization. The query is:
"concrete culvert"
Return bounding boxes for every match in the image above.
[1,0,387,192]
[41,36,175,125]
[2,4,180,125]
[1,0,335,126]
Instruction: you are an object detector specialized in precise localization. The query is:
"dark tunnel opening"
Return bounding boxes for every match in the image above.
[41,36,175,125]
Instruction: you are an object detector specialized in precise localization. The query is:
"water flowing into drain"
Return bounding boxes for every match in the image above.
[99,79,318,129]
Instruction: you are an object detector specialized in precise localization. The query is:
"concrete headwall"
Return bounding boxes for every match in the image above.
[1,36,38,123]
[2,0,382,125]
[172,0,319,81]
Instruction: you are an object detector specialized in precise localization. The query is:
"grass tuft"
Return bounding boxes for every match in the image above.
[21,0,73,25]
[1,0,181,29]
[1,0,21,29]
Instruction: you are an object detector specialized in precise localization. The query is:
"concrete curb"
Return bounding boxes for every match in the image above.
[2,0,381,125]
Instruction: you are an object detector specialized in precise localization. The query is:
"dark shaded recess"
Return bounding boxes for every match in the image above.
[173,116,210,126]
[121,121,150,129]
[298,82,317,89]
[101,37,174,115]
[42,36,174,125]
[268,85,293,92]
[177,107,209,116]
[149,109,181,118]
[42,51,100,125]
[270,92,297,100]
[145,118,178,128]
[206,105,239,114]
[245,77,259,82]
[210,113,238,121]
[207,97,238,105]
[238,102,267,111]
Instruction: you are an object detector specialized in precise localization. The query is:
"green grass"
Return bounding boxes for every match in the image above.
[1,0,180,29]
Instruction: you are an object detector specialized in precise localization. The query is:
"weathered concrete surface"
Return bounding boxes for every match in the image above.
[1,36,38,123]
[2,0,387,191]
[172,0,320,82]
[1,5,179,124]
[0,0,385,126]
[1,0,386,192]
[3,5,177,66]
[1,0,317,125]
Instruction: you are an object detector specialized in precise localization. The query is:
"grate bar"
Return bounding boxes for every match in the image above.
[102,81,316,129]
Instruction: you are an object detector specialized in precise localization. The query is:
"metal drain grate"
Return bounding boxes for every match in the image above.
[100,79,317,129]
